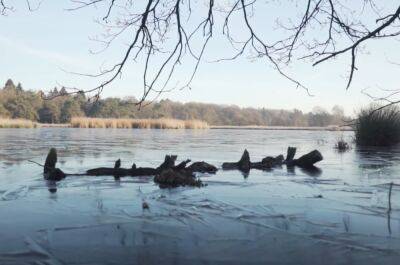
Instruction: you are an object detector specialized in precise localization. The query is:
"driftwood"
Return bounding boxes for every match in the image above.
[88,155,206,188]
[114,159,121,169]
[286,147,297,162]
[294,150,323,168]
[187,161,218,173]
[174,159,191,170]
[285,147,323,168]
[86,155,179,177]
[40,146,322,186]
[41,148,217,188]
[388,182,394,214]
[222,149,251,172]
[85,155,217,177]
[222,148,322,173]
[154,169,203,188]
[43,148,66,181]
[251,155,284,170]
[44,148,57,173]
[223,150,285,172]
[157,155,177,171]
[86,167,158,177]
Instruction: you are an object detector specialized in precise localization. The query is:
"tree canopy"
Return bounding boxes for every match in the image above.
[0,79,347,126]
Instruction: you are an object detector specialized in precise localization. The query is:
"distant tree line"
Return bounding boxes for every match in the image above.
[0,79,347,126]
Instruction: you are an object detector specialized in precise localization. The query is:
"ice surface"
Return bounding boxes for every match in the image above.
[0,129,399,264]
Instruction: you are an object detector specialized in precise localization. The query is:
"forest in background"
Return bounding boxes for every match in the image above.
[0,79,347,126]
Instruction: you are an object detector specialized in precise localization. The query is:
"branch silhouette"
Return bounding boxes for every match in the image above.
[2,1,400,106]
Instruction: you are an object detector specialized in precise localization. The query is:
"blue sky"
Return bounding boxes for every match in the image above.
[0,1,399,115]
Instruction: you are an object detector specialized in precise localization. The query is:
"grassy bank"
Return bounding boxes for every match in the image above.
[70,117,209,129]
[0,118,38,128]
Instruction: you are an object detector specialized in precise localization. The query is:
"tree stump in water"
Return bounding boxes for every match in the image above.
[43,148,66,181]
[222,149,251,172]
[157,155,177,171]
[286,147,297,162]
[44,148,57,174]
[238,149,251,172]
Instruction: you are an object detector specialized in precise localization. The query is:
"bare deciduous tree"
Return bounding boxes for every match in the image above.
[2,1,400,107]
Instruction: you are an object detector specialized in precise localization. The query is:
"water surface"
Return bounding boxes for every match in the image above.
[0,129,399,264]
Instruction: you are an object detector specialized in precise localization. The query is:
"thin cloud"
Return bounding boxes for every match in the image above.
[0,34,86,68]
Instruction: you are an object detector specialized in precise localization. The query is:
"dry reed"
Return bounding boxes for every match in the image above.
[70,117,209,129]
[0,118,38,128]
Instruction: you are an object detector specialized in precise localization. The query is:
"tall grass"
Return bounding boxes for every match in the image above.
[0,118,38,128]
[70,117,209,129]
[355,105,400,146]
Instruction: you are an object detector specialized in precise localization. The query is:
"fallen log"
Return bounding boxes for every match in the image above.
[37,148,213,188]
[85,156,218,177]
[86,167,157,177]
[86,155,178,177]
[293,150,323,168]
[187,161,218,174]
[300,166,322,177]
[223,147,322,172]
[251,155,284,170]
[263,155,284,166]
[39,146,322,187]
[285,148,323,168]
[223,150,284,171]
[222,149,251,172]
[154,169,203,188]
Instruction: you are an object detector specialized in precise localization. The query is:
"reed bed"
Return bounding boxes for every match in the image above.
[355,105,400,146]
[70,117,209,129]
[0,118,38,128]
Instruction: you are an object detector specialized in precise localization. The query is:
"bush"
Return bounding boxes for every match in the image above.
[355,105,400,146]
[334,138,350,152]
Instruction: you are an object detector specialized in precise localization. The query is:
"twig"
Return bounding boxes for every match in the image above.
[28,160,44,167]
[388,182,393,214]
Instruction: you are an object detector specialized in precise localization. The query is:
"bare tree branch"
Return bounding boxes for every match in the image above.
[2,0,400,106]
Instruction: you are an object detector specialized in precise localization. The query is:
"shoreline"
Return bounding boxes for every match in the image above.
[210,125,352,131]
[1,117,352,131]
[0,123,352,131]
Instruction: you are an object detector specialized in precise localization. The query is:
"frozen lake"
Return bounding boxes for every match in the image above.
[0,128,399,264]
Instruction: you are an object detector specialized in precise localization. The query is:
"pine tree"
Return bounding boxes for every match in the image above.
[4,79,16,90]
[16,83,23,91]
